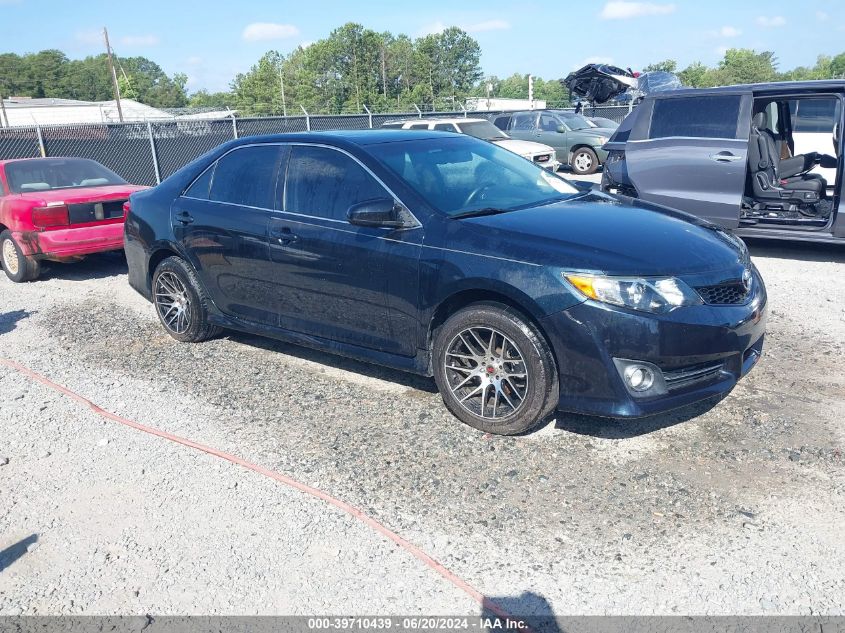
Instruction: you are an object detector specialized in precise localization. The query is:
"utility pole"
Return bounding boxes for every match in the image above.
[103,27,124,122]
[279,66,287,117]
[528,74,534,109]
[0,91,8,128]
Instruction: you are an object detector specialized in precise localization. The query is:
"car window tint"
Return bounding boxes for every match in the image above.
[209,145,280,208]
[408,123,429,130]
[185,165,214,199]
[511,113,536,131]
[285,145,388,221]
[650,96,741,139]
[793,98,840,133]
[539,113,560,132]
[433,123,456,132]
[493,116,510,130]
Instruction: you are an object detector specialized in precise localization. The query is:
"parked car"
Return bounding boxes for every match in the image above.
[126,131,767,435]
[382,117,560,171]
[0,157,146,282]
[601,80,845,243]
[493,110,615,175]
[588,116,620,130]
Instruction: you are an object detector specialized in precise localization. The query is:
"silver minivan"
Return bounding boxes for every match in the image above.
[601,80,845,244]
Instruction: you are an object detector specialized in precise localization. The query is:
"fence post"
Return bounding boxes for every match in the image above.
[413,104,422,118]
[363,104,373,129]
[147,120,161,185]
[300,105,310,131]
[459,102,467,118]
[228,108,238,139]
[35,124,46,157]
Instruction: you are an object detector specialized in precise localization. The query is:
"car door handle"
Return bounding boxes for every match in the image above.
[709,152,743,162]
[174,211,194,224]
[270,226,298,244]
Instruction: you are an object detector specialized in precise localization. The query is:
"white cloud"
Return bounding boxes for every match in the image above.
[74,30,102,45]
[718,25,741,37]
[816,11,829,21]
[418,18,510,36]
[599,2,676,19]
[756,15,786,27]
[119,34,160,47]
[242,22,299,42]
[464,19,510,33]
[573,56,614,69]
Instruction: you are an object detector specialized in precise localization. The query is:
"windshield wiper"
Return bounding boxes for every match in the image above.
[450,207,513,219]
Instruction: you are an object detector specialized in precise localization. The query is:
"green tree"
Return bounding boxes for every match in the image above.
[678,61,708,87]
[716,49,778,85]
[643,59,677,73]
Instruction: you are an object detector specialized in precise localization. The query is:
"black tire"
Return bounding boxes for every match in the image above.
[152,256,222,343]
[570,147,599,175]
[433,302,558,435]
[1,230,40,283]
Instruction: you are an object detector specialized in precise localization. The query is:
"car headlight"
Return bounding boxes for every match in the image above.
[563,273,702,314]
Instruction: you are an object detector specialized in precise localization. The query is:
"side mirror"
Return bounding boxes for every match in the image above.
[556,125,568,134]
[347,198,405,228]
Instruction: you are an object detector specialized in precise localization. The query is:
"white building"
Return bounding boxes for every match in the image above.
[0,97,235,127]
[464,97,547,112]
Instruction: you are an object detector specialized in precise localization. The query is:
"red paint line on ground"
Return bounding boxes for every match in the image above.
[0,357,521,624]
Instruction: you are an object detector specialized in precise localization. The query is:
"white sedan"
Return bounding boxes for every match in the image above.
[382,117,561,171]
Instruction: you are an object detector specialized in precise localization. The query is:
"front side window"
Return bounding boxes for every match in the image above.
[285,145,389,221]
[456,120,508,141]
[539,113,563,132]
[650,95,741,139]
[209,145,280,209]
[365,135,578,216]
[433,123,457,132]
[5,158,126,193]
[791,98,840,133]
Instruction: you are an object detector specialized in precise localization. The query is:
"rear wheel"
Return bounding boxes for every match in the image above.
[1,230,40,283]
[433,303,558,435]
[152,256,221,343]
[571,147,599,175]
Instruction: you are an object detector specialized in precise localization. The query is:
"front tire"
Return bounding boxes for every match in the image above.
[1,230,40,283]
[433,303,558,435]
[152,256,222,343]
[571,147,599,175]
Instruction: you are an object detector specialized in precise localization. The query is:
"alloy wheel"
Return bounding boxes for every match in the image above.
[155,271,192,334]
[2,239,19,276]
[444,326,529,419]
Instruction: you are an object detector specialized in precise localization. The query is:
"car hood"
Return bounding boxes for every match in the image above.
[493,138,555,155]
[13,185,148,204]
[451,191,747,276]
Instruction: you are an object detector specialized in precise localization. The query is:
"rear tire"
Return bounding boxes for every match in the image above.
[571,147,599,175]
[152,256,222,343]
[433,302,558,435]
[1,230,40,283]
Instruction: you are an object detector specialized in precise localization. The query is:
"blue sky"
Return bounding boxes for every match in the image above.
[2,0,844,93]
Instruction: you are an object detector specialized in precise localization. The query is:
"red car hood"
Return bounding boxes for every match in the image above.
[16,185,148,204]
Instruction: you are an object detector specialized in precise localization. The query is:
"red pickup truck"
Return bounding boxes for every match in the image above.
[0,157,146,282]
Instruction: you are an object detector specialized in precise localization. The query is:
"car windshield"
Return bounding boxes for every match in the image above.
[5,158,126,193]
[456,120,509,141]
[560,114,594,130]
[365,135,578,217]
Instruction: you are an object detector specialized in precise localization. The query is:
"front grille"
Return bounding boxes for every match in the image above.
[695,281,751,305]
[533,154,551,163]
[664,362,724,391]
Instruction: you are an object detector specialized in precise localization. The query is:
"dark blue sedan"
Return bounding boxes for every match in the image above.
[124,130,767,435]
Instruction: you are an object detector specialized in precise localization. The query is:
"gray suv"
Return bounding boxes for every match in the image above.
[601,80,845,244]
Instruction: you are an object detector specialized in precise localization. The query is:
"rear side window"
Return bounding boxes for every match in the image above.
[493,115,511,130]
[408,123,429,130]
[650,96,741,139]
[185,165,214,199]
[433,123,456,132]
[209,145,280,209]
[511,112,536,131]
[285,146,388,221]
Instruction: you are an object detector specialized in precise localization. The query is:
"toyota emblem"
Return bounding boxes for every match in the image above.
[742,268,752,292]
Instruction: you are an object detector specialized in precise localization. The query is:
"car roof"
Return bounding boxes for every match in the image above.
[0,157,100,167]
[228,129,453,147]
[389,117,489,125]
[649,79,845,98]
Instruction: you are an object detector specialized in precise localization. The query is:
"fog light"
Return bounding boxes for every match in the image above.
[623,364,655,392]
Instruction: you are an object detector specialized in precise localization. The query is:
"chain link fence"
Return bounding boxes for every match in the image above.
[0,105,634,187]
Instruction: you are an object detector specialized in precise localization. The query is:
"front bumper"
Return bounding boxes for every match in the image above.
[540,272,768,418]
[14,222,124,260]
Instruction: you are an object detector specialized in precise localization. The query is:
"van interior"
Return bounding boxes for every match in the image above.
[742,95,841,229]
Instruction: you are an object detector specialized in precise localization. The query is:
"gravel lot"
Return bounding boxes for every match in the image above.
[1,220,844,616]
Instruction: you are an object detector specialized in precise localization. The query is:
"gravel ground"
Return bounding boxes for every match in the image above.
[1,232,844,616]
